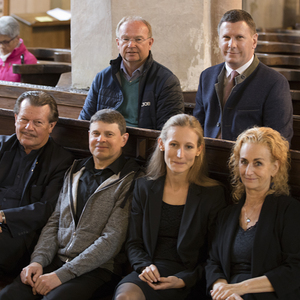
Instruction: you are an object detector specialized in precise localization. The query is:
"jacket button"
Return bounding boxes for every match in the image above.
[217,122,221,127]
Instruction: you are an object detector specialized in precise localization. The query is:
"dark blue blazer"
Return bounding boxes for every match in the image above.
[126,176,226,289]
[206,194,300,299]
[193,57,293,143]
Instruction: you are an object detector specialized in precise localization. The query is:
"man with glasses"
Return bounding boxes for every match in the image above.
[0,91,74,279]
[79,16,184,130]
[0,16,37,82]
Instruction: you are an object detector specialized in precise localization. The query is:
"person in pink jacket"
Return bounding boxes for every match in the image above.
[0,16,37,82]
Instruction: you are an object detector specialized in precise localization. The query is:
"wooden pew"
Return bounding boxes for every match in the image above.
[27,47,71,63]
[0,81,197,119]
[1,108,300,201]
[0,81,299,149]
[258,32,300,44]
[256,41,300,55]
[256,53,300,69]
[262,28,300,34]
[1,107,300,297]
[291,90,300,114]
[12,63,72,87]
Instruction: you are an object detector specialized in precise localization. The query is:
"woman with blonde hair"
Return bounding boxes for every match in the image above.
[207,127,300,300]
[114,114,226,300]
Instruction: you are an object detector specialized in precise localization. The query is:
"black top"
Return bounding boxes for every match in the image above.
[230,223,257,278]
[75,154,126,224]
[0,143,41,209]
[153,201,185,263]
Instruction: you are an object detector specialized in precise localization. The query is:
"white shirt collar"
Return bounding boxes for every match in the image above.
[225,55,254,77]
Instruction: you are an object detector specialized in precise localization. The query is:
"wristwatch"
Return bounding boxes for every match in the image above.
[0,210,6,224]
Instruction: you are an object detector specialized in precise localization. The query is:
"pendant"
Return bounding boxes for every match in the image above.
[246,218,251,223]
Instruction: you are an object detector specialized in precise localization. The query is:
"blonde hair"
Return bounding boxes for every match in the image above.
[229,127,290,202]
[147,114,219,187]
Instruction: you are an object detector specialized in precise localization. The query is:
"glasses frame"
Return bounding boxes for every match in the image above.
[0,36,17,46]
[117,37,151,45]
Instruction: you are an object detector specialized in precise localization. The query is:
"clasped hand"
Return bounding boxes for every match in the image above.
[211,281,244,300]
[21,262,62,296]
[138,264,185,290]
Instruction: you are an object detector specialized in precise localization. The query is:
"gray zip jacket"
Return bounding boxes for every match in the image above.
[30,156,141,284]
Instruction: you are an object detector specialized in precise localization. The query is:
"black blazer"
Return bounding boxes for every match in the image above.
[0,134,74,248]
[206,194,300,299]
[126,176,226,289]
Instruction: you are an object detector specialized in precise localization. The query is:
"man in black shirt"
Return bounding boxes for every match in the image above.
[0,91,74,278]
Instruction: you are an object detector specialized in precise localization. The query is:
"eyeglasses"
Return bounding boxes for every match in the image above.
[118,37,151,45]
[0,36,17,45]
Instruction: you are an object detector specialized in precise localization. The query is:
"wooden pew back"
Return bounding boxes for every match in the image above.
[1,108,299,200]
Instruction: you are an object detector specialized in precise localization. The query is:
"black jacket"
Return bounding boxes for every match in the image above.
[0,134,74,247]
[126,176,226,289]
[206,194,300,299]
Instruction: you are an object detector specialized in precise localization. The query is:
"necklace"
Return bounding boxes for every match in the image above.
[243,202,263,226]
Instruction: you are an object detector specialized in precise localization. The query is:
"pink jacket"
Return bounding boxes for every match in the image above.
[0,38,37,82]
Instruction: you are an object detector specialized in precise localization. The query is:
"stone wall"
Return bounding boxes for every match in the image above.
[71,0,241,91]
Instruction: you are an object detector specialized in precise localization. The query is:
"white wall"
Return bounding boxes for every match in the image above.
[71,0,241,91]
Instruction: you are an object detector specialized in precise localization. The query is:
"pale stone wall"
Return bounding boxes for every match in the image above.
[71,0,241,91]
[243,0,285,29]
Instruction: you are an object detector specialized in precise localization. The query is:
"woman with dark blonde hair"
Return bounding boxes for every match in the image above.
[114,114,226,300]
[206,127,300,300]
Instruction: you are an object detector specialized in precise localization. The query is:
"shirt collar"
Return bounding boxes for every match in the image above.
[18,140,45,157]
[120,60,144,81]
[84,153,126,175]
[225,55,254,77]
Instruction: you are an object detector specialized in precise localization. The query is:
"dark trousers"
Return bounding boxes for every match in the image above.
[0,225,31,277]
[0,256,120,300]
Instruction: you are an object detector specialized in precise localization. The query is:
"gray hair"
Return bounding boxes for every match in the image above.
[0,16,20,38]
[116,16,152,38]
[90,109,126,135]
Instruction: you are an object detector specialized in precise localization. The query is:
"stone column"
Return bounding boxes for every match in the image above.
[71,0,241,91]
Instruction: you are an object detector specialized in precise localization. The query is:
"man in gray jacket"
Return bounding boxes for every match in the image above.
[0,109,141,300]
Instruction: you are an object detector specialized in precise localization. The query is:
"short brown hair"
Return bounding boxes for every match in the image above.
[14,91,58,123]
[218,9,257,35]
[90,109,126,135]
